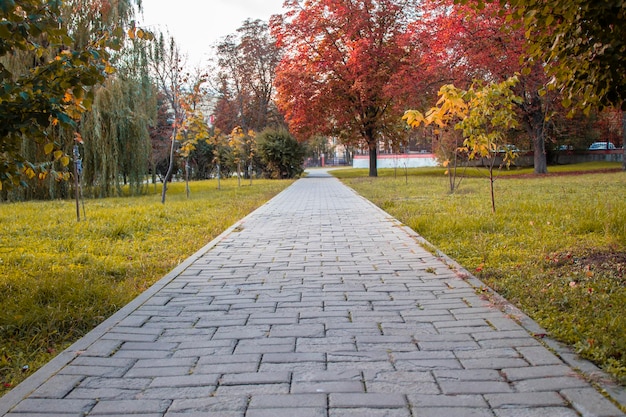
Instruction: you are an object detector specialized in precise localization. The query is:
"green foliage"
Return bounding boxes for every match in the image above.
[458,0,626,112]
[337,168,626,384]
[0,178,292,394]
[256,128,306,179]
[0,0,127,190]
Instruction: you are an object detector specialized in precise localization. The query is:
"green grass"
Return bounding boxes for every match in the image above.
[334,165,626,384]
[333,161,623,179]
[0,178,292,394]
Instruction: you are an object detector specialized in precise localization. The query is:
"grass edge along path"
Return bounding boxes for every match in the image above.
[333,163,626,389]
[0,178,293,396]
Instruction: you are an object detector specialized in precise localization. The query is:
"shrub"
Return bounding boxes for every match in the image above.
[256,128,306,179]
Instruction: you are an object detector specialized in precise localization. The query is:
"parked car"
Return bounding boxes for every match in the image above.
[588,142,616,150]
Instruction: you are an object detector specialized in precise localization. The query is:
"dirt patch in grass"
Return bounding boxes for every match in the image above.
[547,248,626,285]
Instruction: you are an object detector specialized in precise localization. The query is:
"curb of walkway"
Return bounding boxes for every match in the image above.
[0,187,290,416]
[340,179,626,412]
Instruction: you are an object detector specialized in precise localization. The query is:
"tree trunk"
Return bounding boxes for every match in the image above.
[533,132,548,174]
[526,95,548,174]
[368,140,378,177]
[622,111,626,171]
[161,128,177,204]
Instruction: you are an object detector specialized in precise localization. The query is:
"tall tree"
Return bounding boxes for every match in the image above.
[0,0,151,198]
[415,0,556,173]
[271,0,420,177]
[459,0,626,168]
[0,0,122,191]
[213,19,282,133]
[148,33,186,204]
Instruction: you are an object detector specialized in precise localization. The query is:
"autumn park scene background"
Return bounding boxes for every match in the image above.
[1,0,625,398]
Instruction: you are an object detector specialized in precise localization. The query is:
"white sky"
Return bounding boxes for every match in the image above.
[138,0,286,67]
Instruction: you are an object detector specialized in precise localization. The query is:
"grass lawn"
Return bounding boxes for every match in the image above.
[0,178,292,395]
[333,162,626,385]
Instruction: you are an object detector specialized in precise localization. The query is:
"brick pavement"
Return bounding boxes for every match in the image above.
[1,169,624,417]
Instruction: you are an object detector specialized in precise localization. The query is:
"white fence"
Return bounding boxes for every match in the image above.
[353,154,439,169]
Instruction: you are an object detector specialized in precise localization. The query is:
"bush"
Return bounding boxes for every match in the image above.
[256,128,306,179]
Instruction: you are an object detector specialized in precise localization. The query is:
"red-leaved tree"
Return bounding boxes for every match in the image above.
[413,0,558,173]
[271,0,422,177]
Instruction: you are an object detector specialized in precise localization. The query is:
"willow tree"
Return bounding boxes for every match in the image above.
[80,38,156,198]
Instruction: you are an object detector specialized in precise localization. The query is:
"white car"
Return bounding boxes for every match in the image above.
[588,142,616,150]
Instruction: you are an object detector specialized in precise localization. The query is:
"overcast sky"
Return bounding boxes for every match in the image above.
[139,0,286,67]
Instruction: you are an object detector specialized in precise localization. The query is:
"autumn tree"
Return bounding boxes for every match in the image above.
[213,19,282,133]
[459,0,626,168]
[0,0,123,191]
[148,33,186,204]
[149,93,175,184]
[271,0,421,177]
[414,0,558,174]
[0,0,154,199]
[404,85,470,193]
[406,77,521,212]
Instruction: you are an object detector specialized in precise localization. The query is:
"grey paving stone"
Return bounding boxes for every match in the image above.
[124,365,192,378]
[214,383,290,396]
[501,365,575,381]
[28,375,84,398]
[330,409,412,417]
[5,414,86,417]
[407,394,488,408]
[248,394,327,408]
[516,346,564,366]
[293,370,362,382]
[150,374,220,388]
[246,408,327,417]
[330,393,406,408]
[485,392,567,408]
[492,407,580,417]
[168,396,248,413]
[411,408,495,417]
[79,377,152,390]
[58,365,128,378]
[433,369,503,381]
[513,376,591,392]
[193,362,259,374]
[9,399,95,414]
[65,387,141,400]
[220,371,291,385]
[460,357,530,369]
[561,388,626,417]
[140,387,216,399]
[262,352,325,364]
[291,381,364,394]
[440,381,513,395]
[89,399,171,415]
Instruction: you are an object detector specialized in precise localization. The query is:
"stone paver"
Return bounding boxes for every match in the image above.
[1,169,624,417]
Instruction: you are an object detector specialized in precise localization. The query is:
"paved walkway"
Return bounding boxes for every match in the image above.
[1,170,624,417]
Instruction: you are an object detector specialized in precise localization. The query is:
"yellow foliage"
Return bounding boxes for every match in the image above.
[24,167,36,179]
